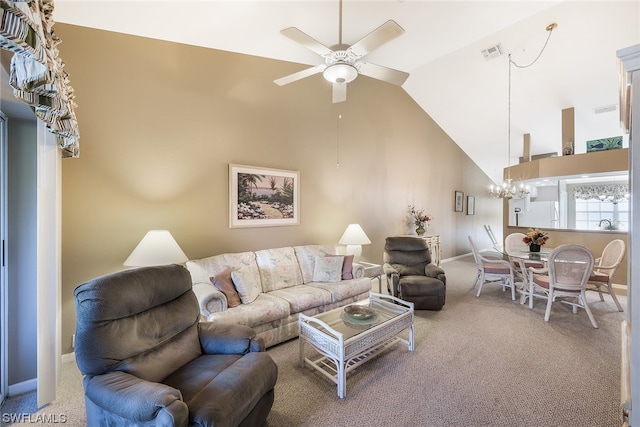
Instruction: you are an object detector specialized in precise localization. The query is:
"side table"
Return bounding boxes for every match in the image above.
[356,262,382,293]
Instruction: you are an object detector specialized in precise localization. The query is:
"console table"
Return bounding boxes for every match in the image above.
[401,234,441,265]
[421,235,441,266]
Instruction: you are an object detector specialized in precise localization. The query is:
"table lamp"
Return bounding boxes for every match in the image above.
[339,224,371,260]
[123,230,188,267]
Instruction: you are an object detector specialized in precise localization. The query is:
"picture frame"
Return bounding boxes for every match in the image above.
[467,196,475,215]
[454,191,464,212]
[229,164,299,228]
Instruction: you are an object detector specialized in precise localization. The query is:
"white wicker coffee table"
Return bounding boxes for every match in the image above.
[298,292,414,398]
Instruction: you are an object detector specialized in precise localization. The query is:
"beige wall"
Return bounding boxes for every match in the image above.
[57,24,502,354]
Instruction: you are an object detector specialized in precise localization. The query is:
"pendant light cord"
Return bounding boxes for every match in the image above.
[510,23,556,70]
[507,55,512,180]
[506,23,557,181]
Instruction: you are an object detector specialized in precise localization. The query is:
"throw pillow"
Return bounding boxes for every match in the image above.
[328,254,354,280]
[231,266,262,304]
[312,256,344,283]
[210,269,241,308]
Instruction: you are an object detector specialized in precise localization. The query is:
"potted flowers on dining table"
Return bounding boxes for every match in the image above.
[408,204,434,236]
[522,228,549,252]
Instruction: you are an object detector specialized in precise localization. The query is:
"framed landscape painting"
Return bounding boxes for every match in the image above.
[229,164,300,228]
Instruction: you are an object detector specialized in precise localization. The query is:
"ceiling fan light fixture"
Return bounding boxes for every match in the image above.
[323,63,358,84]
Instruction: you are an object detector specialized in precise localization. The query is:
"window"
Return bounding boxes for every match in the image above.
[574,198,628,231]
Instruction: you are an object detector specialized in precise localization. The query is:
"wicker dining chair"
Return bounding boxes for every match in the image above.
[528,244,597,328]
[468,235,515,300]
[504,232,545,295]
[587,239,625,312]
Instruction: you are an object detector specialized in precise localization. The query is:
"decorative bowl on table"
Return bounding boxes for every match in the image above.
[344,305,375,320]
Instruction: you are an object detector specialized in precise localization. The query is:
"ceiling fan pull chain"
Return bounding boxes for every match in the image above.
[336,113,342,169]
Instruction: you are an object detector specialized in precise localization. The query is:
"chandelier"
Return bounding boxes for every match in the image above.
[490,23,557,199]
[490,178,530,199]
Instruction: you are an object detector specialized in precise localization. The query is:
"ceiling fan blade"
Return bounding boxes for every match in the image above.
[274,65,326,86]
[357,62,409,86]
[280,27,333,57]
[348,20,405,58]
[332,83,347,103]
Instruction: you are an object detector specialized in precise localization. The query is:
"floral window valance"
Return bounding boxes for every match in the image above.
[573,184,629,204]
[0,0,79,157]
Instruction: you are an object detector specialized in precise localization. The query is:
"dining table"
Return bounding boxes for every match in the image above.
[504,247,554,308]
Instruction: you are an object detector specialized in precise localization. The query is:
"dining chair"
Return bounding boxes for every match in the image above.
[468,235,515,300]
[528,244,597,328]
[587,239,625,312]
[504,232,545,302]
[484,224,503,253]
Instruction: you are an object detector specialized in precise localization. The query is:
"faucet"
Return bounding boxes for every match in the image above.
[598,219,612,229]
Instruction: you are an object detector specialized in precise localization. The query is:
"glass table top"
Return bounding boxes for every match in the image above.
[307,297,409,341]
[505,247,554,262]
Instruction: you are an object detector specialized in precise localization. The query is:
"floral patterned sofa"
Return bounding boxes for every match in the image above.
[186,245,372,348]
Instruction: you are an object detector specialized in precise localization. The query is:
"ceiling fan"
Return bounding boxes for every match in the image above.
[273,0,409,103]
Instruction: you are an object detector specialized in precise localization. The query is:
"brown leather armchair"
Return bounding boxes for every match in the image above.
[383,236,446,310]
[74,264,277,426]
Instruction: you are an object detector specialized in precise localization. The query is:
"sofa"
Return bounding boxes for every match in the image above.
[186,245,372,348]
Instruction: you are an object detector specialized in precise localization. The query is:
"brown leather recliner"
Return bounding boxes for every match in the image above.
[74,264,278,426]
[383,236,446,310]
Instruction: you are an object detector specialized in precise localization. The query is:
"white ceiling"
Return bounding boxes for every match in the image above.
[46,1,640,183]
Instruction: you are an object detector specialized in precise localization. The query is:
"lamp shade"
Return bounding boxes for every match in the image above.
[339,224,371,245]
[123,230,188,267]
[339,224,371,260]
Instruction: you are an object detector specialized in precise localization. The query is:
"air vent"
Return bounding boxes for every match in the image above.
[594,104,617,115]
[481,43,504,60]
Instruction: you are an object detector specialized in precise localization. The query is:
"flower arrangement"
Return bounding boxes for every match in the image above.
[408,204,434,227]
[408,204,434,236]
[522,228,549,246]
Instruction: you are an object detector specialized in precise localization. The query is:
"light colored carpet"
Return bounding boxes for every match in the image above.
[1,256,625,426]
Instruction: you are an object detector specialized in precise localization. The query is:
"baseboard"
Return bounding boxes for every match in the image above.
[612,283,627,296]
[61,352,76,364]
[8,378,36,397]
[7,354,77,397]
[441,252,473,263]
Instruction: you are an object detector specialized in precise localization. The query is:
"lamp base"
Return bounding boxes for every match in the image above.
[345,244,363,261]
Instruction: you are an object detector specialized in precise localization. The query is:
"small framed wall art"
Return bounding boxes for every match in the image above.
[455,191,464,212]
[467,196,475,215]
[229,164,300,228]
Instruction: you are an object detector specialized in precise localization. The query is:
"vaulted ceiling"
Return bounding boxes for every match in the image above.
[44,1,640,183]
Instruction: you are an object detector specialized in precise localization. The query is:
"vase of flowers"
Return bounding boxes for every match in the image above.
[408,204,433,236]
[522,228,549,252]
